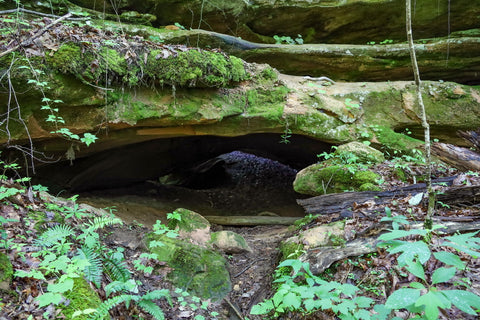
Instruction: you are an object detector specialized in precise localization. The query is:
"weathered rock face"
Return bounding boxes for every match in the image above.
[65,0,480,44]
[1,15,480,192]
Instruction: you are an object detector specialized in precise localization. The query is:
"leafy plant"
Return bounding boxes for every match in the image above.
[273,34,303,45]
[377,216,480,319]
[250,259,378,319]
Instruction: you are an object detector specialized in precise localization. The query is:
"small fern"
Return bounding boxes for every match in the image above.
[35,224,75,247]
[89,294,137,320]
[137,299,165,320]
[142,289,172,305]
[103,256,131,282]
[85,216,122,233]
[76,246,103,287]
[104,279,138,297]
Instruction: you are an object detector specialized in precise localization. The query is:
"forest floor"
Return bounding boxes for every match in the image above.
[2,158,480,320]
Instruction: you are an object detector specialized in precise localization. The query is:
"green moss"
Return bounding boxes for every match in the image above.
[374,125,423,154]
[353,170,380,185]
[293,163,381,195]
[167,208,210,232]
[244,86,288,120]
[328,233,347,247]
[0,252,13,291]
[46,42,247,89]
[145,50,247,87]
[290,112,354,143]
[148,234,230,301]
[279,241,305,261]
[358,182,382,191]
[61,277,105,320]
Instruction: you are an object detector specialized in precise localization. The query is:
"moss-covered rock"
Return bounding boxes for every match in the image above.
[167,208,211,246]
[293,163,381,196]
[45,41,248,88]
[61,277,105,320]
[148,234,230,301]
[334,142,385,164]
[210,231,251,254]
[0,252,13,292]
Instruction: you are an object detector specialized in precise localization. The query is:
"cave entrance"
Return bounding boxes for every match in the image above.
[32,133,333,224]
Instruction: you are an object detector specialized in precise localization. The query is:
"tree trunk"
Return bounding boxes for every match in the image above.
[406,0,435,228]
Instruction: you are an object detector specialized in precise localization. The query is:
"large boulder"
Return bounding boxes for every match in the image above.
[293,163,382,196]
[148,233,231,301]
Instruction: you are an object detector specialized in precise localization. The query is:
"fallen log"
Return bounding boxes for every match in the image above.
[432,142,480,171]
[298,178,480,215]
[304,220,480,275]
[204,215,300,226]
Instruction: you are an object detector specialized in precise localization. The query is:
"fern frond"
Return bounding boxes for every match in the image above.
[85,216,122,232]
[137,299,165,320]
[89,294,137,320]
[103,256,131,282]
[141,289,172,306]
[104,279,138,297]
[35,224,75,247]
[76,246,103,287]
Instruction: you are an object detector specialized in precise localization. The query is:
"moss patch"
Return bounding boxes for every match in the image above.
[148,235,230,301]
[46,42,248,88]
[61,277,104,320]
[293,163,381,195]
[0,252,13,292]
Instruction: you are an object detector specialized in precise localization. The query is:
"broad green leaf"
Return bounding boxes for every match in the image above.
[372,304,392,320]
[415,291,450,320]
[433,251,465,270]
[387,241,431,266]
[378,229,427,241]
[339,283,359,297]
[354,295,374,308]
[36,292,63,307]
[405,259,425,281]
[283,292,301,310]
[272,290,286,306]
[278,259,304,275]
[303,298,317,311]
[443,232,480,258]
[385,288,420,309]
[250,300,274,314]
[441,289,480,315]
[432,267,456,285]
[409,282,426,289]
[48,278,74,293]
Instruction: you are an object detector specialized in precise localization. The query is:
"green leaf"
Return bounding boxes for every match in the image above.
[405,259,425,280]
[385,288,420,309]
[415,291,450,320]
[434,251,465,270]
[36,292,63,307]
[283,292,301,310]
[48,278,74,293]
[409,282,426,289]
[277,259,305,275]
[250,300,274,314]
[441,290,480,315]
[378,229,427,241]
[443,232,480,258]
[387,241,431,267]
[432,267,456,285]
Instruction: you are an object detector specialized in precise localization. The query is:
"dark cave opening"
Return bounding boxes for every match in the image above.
[32,133,334,217]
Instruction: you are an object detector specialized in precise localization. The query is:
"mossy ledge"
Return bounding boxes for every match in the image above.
[46,42,248,88]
